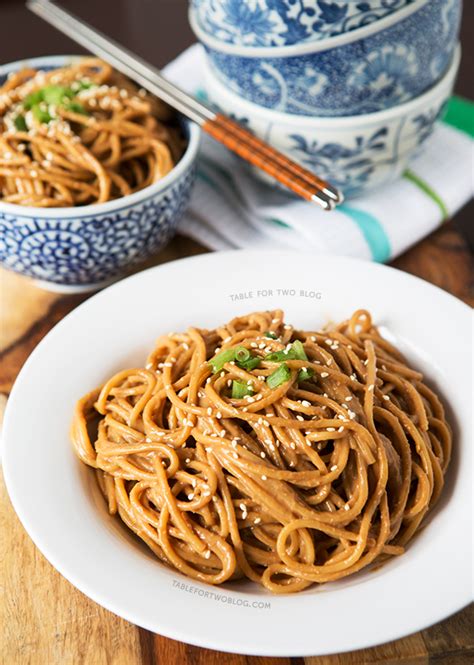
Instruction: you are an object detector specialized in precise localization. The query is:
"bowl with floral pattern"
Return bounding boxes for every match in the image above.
[191,0,461,117]
[191,0,416,47]
[203,45,460,197]
[0,56,201,293]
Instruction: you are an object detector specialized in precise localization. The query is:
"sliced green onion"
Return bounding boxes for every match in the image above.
[264,349,290,362]
[209,348,237,373]
[234,346,250,363]
[13,114,27,131]
[231,380,254,399]
[31,105,52,123]
[23,89,44,109]
[42,84,75,106]
[66,100,88,115]
[266,363,291,389]
[265,340,308,363]
[297,368,314,383]
[264,331,278,339]
[237,356,261,371]
[77,80,95,90]
[291,340,308,361]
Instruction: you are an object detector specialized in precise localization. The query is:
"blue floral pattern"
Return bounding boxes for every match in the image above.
[205,72,453,196]
[205,0,461,116]
[288,127,389,197]
[192,0,415,46]
[0,169,195,286]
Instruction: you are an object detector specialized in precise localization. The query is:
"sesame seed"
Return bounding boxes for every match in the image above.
[383,395,390,401]
[216,411,222,419]
[301,400,311,407]
[260,452,266,458]
[368,384,374,392]
[296,415,304,421]
[204,550,211,559]
[310,336,317,342]
[330,465,338,471]
[250,342,258,348]
[232,452,239,459]
[188,493,194,500]
[261,475,267,480]
[207,407,212,416]
[321,372,329,378]
[219,429,226,437]
[254,517,261,524]
[345,396,353,401]
[185,457,191,463]
[290,442,296,449]
[344,504,350,511]
[327,427,336,432]
[145,437,152,443]
[337,426,345,433]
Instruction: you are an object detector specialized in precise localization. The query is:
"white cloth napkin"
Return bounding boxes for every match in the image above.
[165,45,473,261]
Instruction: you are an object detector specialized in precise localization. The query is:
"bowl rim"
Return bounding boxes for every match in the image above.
[189,0,430,57]
[203,45,461,128]
[0,55,201,219]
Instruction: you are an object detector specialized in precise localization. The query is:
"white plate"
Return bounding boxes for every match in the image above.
[3,251,472,657]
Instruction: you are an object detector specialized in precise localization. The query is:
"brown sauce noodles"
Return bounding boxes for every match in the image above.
[0,58,184,207]
[71,309,451,593]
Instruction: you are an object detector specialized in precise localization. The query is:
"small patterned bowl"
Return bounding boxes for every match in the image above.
[191,0,462,117]
[0,56,200,293]
[191,0,415,47]
[203,45,460,198]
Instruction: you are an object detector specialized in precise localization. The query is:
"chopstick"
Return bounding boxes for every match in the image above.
[26,0,344,211]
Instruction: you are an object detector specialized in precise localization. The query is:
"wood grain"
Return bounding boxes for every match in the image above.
[1,226,473,665]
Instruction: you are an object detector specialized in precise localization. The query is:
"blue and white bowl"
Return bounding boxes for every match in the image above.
[191,0,462,116]
[191,0,415,47]
[203,46,460,198]
[0,56,200,293]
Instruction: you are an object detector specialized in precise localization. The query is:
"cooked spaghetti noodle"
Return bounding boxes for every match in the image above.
[71,310,451,593]
[0,58,183,207]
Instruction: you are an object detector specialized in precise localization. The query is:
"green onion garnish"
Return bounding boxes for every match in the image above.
[264,349,291,362]
[41,84,75,106]
[264,331,278,339]
[235,346,250,363]
[231,380,254,399]
[31,105,52,123]
[265,340,308,363]
[209,348,238,373]
[297,368,314,383]
[237,356,261,371]
[266,363,291,389]
[23,90,44,109]
[291,340,308,361]
[13,115,27,131]
[66,100,88,115]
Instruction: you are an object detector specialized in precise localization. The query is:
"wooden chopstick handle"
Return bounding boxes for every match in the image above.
[203,114,331,202]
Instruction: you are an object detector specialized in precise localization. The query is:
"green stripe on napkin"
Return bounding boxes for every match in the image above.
[338,205,391,262]
[403,170,449,221]
[442,96,474,137]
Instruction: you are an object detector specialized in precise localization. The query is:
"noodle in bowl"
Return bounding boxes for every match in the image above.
[2,251,472,655]
[0,56,200,292]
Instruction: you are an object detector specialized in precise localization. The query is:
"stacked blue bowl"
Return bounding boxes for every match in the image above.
[190,0,462,197]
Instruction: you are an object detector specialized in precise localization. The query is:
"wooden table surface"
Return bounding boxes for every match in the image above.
[1,1,473,664]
